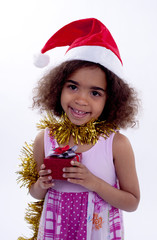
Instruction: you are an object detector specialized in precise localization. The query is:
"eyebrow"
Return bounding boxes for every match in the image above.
[66,80,106,92]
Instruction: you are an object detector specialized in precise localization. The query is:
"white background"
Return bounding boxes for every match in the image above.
[0,0,157,239]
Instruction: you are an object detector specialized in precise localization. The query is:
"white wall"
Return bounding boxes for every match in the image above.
[0,0,157,239]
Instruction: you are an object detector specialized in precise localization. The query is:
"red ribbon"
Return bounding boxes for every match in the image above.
[54,145,70,154]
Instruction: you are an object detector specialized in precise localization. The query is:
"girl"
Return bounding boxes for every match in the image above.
[22,18,140,239]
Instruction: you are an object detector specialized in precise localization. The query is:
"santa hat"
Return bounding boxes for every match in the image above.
[34,18,123,78]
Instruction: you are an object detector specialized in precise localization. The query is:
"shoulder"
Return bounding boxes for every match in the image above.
[33,130,45,171]
[34,129,45,145]
[113,132,133,158]
[113,132,136,185]
[112,132,136,179]
[34,130,45,153]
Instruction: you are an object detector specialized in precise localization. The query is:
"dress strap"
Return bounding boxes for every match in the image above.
[44,128,56,157]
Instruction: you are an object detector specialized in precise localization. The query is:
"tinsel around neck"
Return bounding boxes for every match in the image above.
[37,112,118,145]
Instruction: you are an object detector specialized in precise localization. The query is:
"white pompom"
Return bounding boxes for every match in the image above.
[33,53,50,68]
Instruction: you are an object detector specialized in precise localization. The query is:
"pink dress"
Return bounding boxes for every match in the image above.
[37,128,124,240]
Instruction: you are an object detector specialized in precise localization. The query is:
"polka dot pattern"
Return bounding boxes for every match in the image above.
[44,189,88,239]
[60,192,88,239]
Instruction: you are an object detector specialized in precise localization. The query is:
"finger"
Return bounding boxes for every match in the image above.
[39,169,51,177]
[67,178,83,185]
[63,172,83,179]
[40,164,46,169]
[41,182,54,189]
[71,160,84,168]
[39,176,54,189]
[63,167,81,173]
[39,175,53,182]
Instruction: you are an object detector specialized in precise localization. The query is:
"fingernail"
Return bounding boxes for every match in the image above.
[48,170,51,173]
[41,164,45,169]
[48,176,52,180]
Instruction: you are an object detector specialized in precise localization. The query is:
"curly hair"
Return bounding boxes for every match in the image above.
[32,60,139,129]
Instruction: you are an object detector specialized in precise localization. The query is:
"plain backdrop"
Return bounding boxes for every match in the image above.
[0,0,157,239]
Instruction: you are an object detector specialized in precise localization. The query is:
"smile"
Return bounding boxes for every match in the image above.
[69,107,90,118]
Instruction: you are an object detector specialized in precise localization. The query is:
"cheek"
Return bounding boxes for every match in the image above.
[94,99,106,117]
[60,91,65,110]
[97,99,107,118]
[60,89,72,111]
[99,104,105,116]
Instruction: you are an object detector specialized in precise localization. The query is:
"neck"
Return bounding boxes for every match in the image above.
[37,112,118,146]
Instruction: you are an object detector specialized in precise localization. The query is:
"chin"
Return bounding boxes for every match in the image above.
[70,119,87,126]
[68,116,88,126]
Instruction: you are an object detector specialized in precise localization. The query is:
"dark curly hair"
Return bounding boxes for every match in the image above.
[32,60,139,129]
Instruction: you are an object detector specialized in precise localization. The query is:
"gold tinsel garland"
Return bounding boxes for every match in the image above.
[17,201,44,240]
[37,112,118,145]
[16,142,43,240]
[16,142,39,189]
[17,112,118,240]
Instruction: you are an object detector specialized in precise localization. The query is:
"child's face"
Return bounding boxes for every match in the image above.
[61,66,107,125]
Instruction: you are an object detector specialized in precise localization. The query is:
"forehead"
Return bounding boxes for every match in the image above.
[67,66,107,88]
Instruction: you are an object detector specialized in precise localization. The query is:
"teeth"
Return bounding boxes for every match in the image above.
[73,108,86,114]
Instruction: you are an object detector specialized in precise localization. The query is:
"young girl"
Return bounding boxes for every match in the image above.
[20,18,140,240]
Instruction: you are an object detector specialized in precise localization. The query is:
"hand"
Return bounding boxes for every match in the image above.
[62,161,98,191]
[38,164,54,189]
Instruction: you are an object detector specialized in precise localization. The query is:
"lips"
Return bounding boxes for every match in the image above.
[69,107,90,118]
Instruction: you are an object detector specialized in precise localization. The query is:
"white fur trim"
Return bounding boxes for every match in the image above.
[63,46,124,79]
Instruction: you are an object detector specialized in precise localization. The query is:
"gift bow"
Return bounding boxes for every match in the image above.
[48,145,78,158]
[54,145,70,154]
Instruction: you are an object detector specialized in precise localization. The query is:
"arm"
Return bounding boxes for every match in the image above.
[63,133,140,212]
[29,130,54,200]
[112,132,140,211]
[92,132,140,211]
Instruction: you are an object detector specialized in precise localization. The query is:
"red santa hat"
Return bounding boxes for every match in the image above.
[34,18,123,78]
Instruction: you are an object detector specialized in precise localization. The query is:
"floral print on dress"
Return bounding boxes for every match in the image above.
[91,193,107,230]
[92,213,104,230]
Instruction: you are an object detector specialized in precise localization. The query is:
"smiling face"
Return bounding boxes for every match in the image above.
[61,66,107,125]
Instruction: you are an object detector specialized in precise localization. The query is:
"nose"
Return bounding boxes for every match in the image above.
[74,93,88,106]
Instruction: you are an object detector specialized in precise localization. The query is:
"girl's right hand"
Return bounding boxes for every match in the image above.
[38,164,54,189]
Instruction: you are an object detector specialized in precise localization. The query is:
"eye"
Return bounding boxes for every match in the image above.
[67,84,78,91]
[91,91,101,97]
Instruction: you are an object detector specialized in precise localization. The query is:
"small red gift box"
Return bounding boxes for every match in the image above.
[44,145,82,180]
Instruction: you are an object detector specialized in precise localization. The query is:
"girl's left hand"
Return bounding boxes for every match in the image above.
[62,160,97,191]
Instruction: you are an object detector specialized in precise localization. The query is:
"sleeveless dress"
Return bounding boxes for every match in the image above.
[37,128,124,240]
